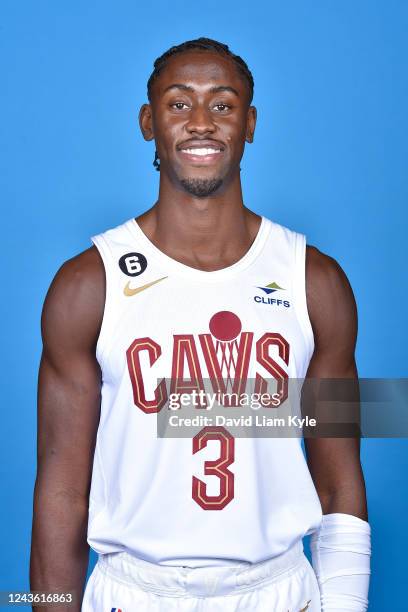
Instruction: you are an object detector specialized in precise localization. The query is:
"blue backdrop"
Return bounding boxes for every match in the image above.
[1,1,407,610]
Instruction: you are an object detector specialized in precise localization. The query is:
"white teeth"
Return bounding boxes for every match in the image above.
[183,147,221,156]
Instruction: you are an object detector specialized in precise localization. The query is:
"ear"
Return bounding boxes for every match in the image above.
[139,104,155,141]
[245,105,257,143]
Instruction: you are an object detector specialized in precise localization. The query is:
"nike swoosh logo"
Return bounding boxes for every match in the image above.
[124,276,168,296]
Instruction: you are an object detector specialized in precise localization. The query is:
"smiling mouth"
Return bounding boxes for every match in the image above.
[178,146,224,163]
[182,147,222,156]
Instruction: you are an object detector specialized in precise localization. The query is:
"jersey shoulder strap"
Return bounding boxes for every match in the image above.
[261,217,314,360]
[90,218,141,367]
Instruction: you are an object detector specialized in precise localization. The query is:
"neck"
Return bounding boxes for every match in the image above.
[135,172,261,271]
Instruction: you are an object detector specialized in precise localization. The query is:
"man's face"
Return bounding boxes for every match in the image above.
[140,51,256,197]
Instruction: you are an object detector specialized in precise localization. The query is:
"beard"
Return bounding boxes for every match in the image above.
[180,177,223,198]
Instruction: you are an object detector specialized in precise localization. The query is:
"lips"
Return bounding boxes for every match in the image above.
[181,147,221,156]
[177,139,225,164]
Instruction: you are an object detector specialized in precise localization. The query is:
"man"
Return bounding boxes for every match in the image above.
[30,38,371,611]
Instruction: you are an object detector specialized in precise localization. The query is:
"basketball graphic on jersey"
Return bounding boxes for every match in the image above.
[208,311,243,387]
[209,310,242,341]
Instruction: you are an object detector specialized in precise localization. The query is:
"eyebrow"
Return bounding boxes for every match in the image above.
[163,84,240,97]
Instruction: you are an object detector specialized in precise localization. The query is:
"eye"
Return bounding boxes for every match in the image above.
[171,102,190,110]
[213,103,232,112]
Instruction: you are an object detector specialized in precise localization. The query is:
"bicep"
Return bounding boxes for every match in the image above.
[306,246,358,377]
[36,249,104,500]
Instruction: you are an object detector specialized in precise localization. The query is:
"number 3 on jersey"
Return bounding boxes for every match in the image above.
[192,426,235,510]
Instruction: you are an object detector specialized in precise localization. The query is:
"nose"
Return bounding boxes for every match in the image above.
[186,105,216,135]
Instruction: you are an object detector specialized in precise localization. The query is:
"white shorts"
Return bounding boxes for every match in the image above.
[82,540,321,611]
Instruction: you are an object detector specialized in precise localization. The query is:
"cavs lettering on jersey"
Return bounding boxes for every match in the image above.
[87,215,323,567]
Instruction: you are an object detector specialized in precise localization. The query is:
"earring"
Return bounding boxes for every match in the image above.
[153,150,160,171]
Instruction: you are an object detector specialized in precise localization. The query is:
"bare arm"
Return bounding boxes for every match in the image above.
[304,246,368,520]
[30,247,105,611]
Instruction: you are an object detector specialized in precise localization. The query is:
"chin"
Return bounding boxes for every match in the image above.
[179,177,223,198]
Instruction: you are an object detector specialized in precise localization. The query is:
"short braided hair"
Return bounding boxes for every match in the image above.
[147,37,254,104]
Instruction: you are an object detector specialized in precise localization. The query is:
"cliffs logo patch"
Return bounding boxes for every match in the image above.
[257,281,285,294]
[118,252,147,277]
[254,281,290,308]
[111,608,122,612]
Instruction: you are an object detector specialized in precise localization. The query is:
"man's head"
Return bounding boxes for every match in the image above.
[139,38,256,198]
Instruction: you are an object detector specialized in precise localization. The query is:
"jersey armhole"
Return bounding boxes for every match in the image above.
[91,233,120,371]
[292,232,315,365]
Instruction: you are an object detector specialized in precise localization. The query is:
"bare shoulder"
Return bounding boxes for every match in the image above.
[305,245,357,349]
[44,246,104,304]
[305,244,356,309]
[41,246,105,349]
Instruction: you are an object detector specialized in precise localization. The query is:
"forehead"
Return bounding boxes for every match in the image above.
[151,50,248,98]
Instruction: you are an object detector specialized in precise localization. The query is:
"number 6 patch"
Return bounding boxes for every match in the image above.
[118,252,147,277]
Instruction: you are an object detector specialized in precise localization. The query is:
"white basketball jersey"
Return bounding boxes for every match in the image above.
[86,214,323,566]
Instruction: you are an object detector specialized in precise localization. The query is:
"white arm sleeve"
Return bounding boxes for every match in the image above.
[310,513,372,611]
